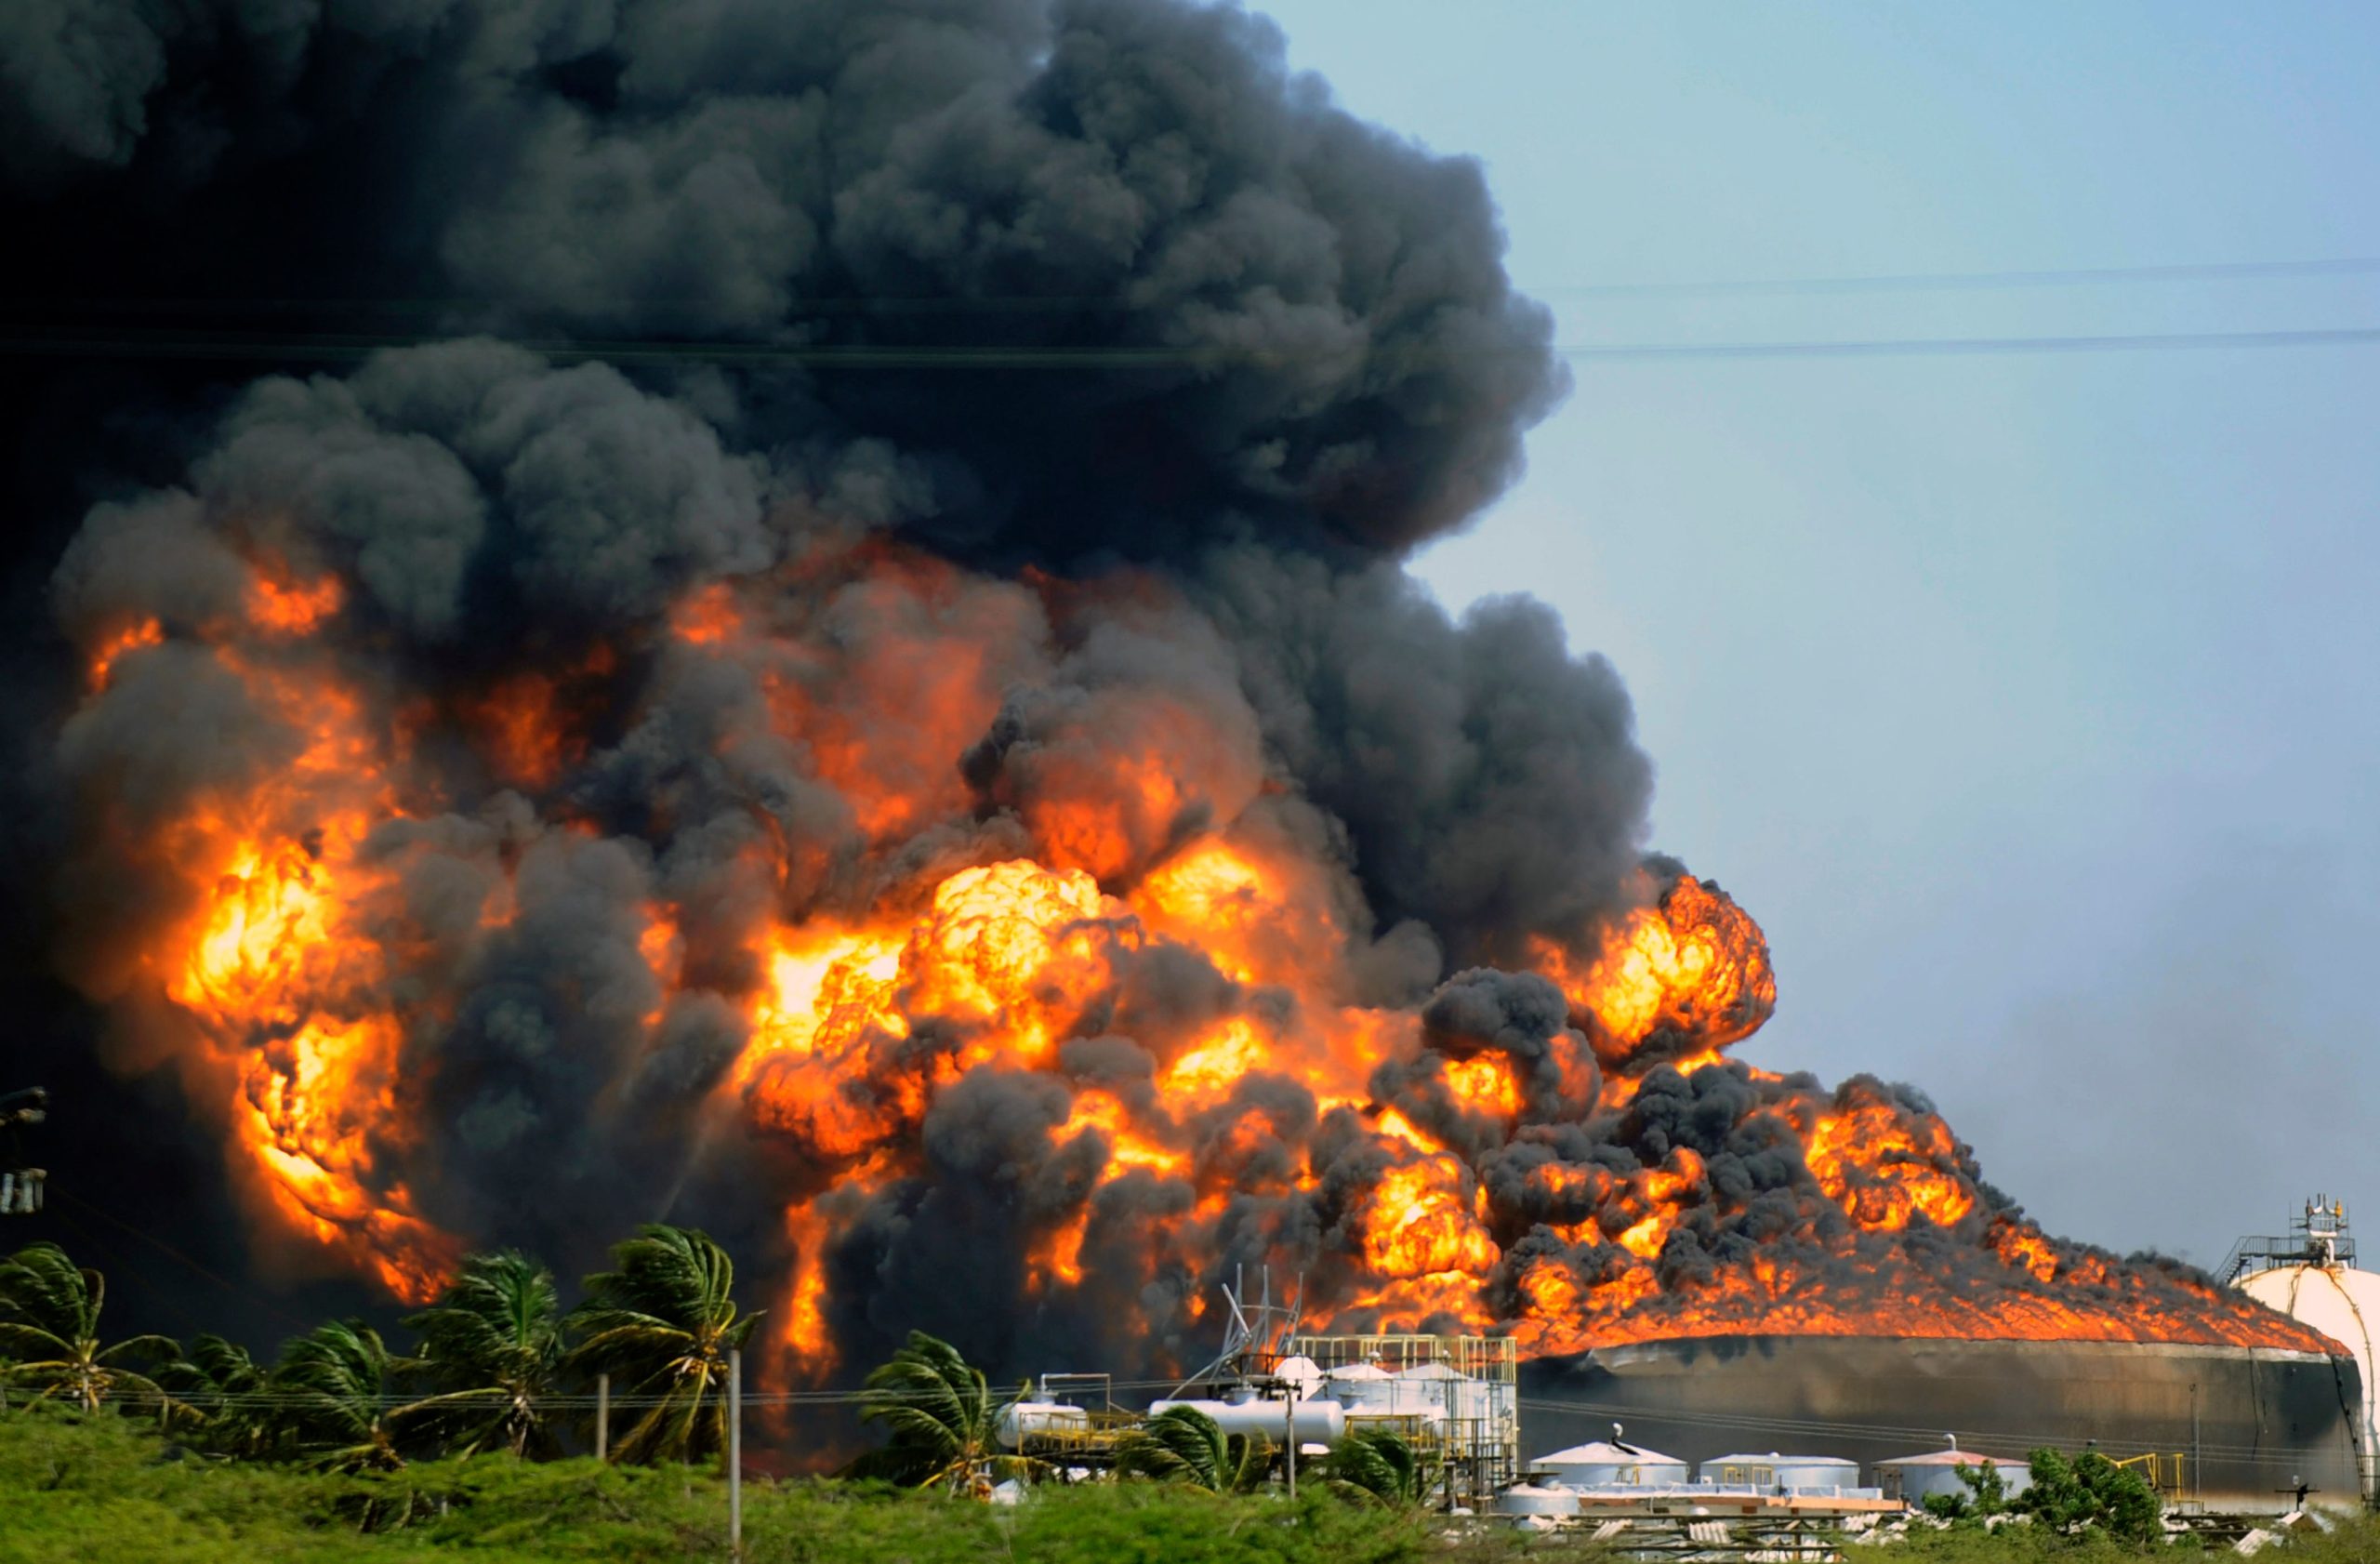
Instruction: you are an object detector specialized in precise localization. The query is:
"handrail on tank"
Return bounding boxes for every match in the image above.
[1285,1332,1518,1383]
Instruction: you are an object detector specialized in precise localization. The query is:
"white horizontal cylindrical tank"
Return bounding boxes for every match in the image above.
[1700,1452,1861,1492]
[2238,1261,2380,1503]
[1148,1398,1348,1447]
[1535,1440,1688,1489]
[1873,1451,2033,1505]
[1491,1483,1581,1518]
[996,1401,1091,1450]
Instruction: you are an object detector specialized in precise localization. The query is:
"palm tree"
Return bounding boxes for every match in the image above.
[0,1241,181,1418]
[1116,1405,1273,1494]
[271,1319,409,1471]
[398,1251,564,1458]
[564,1226,759,1465]
[159,1333,273,1457]
[1324,1427,1435,1505]
[853,1331,1039,1494]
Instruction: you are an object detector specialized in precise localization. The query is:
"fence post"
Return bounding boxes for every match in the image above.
[728,1348,743,1562]
[595,1372,609,1463]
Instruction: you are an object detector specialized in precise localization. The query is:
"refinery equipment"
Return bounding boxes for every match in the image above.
[1288,1331,1520,1507]
[1131,1267,1522,1508]
[2228,1195,2379,1506]
[989,1270,1524,1511]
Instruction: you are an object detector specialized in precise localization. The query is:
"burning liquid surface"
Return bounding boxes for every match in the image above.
[59,539,2334,1373]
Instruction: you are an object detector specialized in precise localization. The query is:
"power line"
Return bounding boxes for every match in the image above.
[1558,324,2380,362]
[1532,255,2380,300]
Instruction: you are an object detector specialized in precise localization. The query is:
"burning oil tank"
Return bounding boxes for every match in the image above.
[1520,1333,2364,1511]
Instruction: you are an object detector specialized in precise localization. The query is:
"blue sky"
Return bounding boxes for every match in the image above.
[1255,1,2380,1266]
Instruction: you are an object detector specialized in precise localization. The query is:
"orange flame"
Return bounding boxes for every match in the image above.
[64,550,2338,1367]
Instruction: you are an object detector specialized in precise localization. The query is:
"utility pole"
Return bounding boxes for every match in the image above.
[727,1348,743,1561]
[1284,1386,1296,1500]
[595,1372,609,1463]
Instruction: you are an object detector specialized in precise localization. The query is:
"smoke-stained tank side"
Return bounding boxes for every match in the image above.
[1521,1334,2364,1511]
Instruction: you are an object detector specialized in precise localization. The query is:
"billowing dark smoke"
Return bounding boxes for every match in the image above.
[0,0,2334,1402]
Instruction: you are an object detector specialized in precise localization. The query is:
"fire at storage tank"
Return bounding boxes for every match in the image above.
[17,0,2348,1438]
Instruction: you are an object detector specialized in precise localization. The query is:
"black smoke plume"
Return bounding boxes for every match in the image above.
[2,0,2323,1404]
[0,0,1624,1361]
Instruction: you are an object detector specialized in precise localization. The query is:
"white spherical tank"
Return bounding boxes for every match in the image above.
[2238,1260,2380,1500]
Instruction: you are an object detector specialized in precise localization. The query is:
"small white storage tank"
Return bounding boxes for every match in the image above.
[1491,1483,1581,1518]
[996,1400,1090,1449]
[1146,1398,1348,1447]
[1535,1439,1688,1489]
[1700,1452,1861,1492]
[1874,1448,2033,1505]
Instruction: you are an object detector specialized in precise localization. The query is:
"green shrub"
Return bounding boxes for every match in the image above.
[0,1407,1440,1564]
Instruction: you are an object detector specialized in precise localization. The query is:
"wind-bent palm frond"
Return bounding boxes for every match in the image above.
[853,1331,1039,1494]
[1117,1405,1273,1494]
[159,1334,272,1455]
[271,1319,409,1471]
[398,1251,563,1458]
[0,1242,182,1419]
[1324,1427,1433,1505]
[564,1226,759,1465]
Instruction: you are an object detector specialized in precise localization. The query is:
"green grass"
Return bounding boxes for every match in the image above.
[4,1410,2374,1563]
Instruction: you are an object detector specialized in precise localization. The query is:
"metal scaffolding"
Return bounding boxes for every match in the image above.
[1287,1332,1520,1508]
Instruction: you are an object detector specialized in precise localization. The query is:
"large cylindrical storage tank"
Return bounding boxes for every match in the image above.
[1534,1439,1688,1489]
[1522,1334,2363,1511]
[1699,1452,1860,1492]
[2237,1263,2380,1504]
[1146,1398,1348,1447]
[1875,1450,2033,1505]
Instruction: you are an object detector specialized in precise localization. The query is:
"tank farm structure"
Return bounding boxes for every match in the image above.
[11,0,2366,1525]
